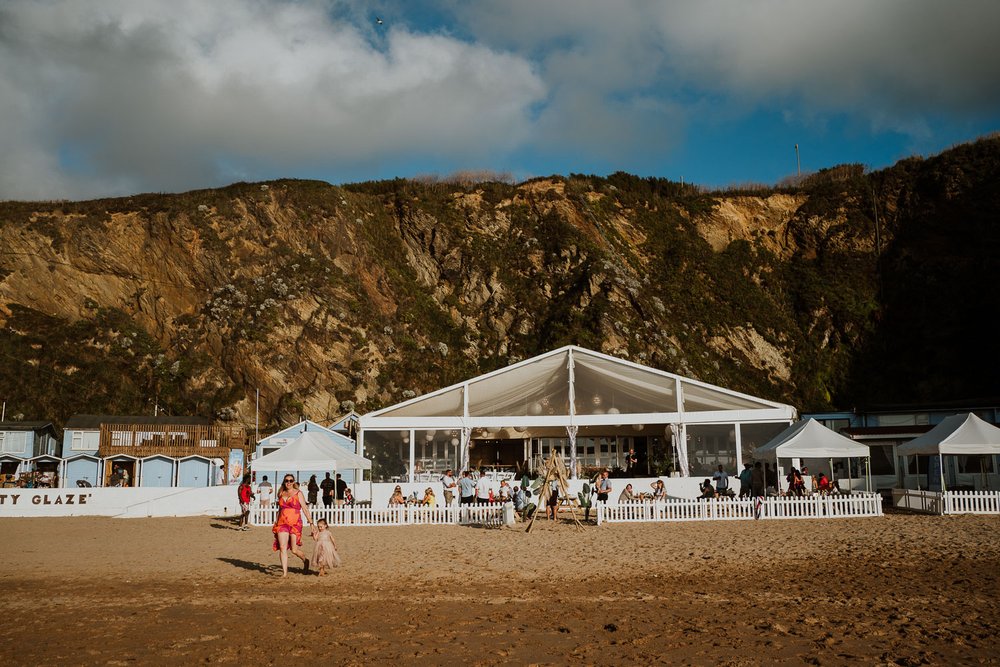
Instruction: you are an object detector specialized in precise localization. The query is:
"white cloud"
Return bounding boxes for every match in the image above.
[0,0,545,199]
[450,0,1000,133]
[2,0,997,199]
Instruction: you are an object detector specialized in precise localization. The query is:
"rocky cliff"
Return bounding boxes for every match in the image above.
[2,137,998,429]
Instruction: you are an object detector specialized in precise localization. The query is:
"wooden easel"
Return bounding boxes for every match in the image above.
[525,453,583,533]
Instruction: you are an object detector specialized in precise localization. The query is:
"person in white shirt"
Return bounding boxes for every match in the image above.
[475,470,492,505]
[440,469,457,507]
[257,475,274,508]
[712,465,730,496]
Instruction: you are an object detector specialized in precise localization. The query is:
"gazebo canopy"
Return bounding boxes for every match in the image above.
[251,431,372,471]
[362,345,795,432]
[897,413,1000,456]
[754,419,869,458]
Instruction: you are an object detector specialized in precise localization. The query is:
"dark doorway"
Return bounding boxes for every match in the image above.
[468,439,524,472]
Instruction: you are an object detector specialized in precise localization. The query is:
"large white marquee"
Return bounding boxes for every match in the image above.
[360,346,796,481]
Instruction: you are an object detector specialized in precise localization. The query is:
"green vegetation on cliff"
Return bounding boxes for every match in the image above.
[1,137,998,429]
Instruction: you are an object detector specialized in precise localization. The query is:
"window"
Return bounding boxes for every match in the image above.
[364,431,409,483]
[907,456,929,475]
[0,431,27,454]
[686,424,736,476]
[71,432,100,451]
[740,423,791,468]
[868,444,895,475]
[956,454,995,474]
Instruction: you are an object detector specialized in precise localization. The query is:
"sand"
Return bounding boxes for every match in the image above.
[1,511,998,665]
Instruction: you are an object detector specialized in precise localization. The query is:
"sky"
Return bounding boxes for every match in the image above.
[1,0,998,200]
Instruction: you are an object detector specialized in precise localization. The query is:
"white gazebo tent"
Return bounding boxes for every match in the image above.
[897,413,1000,491]
[361,345,797,482]
[250,430,372,479]
[754,418,872,492]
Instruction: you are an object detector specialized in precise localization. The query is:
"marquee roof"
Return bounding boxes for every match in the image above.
[897,413,1000,456]
[753,419,869,459]
[362,345,795,431]
[251,431,371,471]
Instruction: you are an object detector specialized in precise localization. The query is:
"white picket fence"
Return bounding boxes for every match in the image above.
[250,503,507,528]
[943,490,1000,515]
[596,494,883,525]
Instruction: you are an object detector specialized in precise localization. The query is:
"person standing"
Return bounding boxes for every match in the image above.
[751,461,765,497]
[257,475,273,508]
[458,471,476,505]
[738,463,753,498]
[237,475,254,530]
[712,465,729,496]
[475,469,492,505]
[440,469,457,507]
[272,474,315,576]
[307,474,319,507]
[335,473,348,508]
[320,472,336,509]
[596,470,612,503]
[624,448,638,473]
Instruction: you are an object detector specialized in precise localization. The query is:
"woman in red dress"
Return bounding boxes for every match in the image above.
[273,475,316,576]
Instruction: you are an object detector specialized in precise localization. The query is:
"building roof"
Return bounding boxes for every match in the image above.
[362,345,795,431]
[64,414,213,429]
[0,421,55,432]
[843,426,933,439]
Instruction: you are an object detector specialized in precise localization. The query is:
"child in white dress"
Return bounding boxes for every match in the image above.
[311,519,342,575]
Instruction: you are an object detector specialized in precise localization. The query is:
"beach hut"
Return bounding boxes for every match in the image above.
[0,454,26,486]
[897,413,1000,491]
[103,455,138,487]
[753,419,871,492]
[178,455,212,487]
[64,454,101,488]
[29,454,63,487]
[139,454,177,488]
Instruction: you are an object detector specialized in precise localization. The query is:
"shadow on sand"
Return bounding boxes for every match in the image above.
[209,522,241,530]
[217,557,279,574]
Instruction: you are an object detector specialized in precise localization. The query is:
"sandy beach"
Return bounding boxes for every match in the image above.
[1,512,998,665]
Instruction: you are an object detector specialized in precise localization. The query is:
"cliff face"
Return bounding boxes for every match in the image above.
[2,138,998,428]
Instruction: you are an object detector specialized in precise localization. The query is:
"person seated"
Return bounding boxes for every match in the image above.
[698,479,716,499]
[421,487,436,506]
[786,468,805,497]
[650,479,666,501]
[816,472,831,494]
[497,479,512,501]
[618,483,636,503]
[511,485,527,512]
[388,485,406,506]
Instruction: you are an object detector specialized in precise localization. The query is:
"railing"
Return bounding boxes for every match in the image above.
[250,503,507,527]
[597,494,883,525]
[943,490,1000,515]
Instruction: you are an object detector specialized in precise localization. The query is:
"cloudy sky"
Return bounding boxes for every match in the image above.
[1,0,998,200]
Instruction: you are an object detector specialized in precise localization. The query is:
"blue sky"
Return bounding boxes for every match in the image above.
[1,0,998,199]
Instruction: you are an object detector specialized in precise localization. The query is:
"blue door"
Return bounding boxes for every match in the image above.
[178,459,210,487]
[141,458,175,487]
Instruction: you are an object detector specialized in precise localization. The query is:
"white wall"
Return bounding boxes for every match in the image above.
[0,485,238,518]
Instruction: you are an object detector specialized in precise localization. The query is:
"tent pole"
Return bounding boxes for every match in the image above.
[775,451,779,495]
[939,452,946,493]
